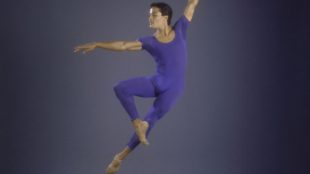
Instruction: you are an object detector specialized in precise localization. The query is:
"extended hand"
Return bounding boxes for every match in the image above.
[73,42,97,54]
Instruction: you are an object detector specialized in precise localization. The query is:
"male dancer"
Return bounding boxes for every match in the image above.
[74,1,199,174]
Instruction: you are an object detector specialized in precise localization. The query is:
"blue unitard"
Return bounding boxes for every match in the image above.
[113,15,190,150]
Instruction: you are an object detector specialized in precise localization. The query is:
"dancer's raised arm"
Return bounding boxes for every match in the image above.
[184,0,199,22]
[73,40,142,54]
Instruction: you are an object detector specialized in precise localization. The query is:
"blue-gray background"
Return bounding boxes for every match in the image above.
[1,0,310,174]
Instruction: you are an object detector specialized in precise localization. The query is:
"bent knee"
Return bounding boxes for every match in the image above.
[113,82,125,94]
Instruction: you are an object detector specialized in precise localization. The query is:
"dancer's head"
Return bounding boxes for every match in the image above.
[149,2,173,29]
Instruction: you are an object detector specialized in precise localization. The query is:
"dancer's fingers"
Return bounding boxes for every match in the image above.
[74,44,95,54]
[73,48,79,53]
[74,45,82,49]
[83,48,92,54]
[84,49,90,53]
[75,44,88,49]
[74,47,84,53]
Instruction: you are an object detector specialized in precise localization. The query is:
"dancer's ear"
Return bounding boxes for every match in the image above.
[163,15,169,23]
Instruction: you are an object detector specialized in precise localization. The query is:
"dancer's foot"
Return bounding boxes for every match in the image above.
[105,154,122,174]
[133,119,150,146]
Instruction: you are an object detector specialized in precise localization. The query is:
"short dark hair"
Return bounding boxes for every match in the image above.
[150,2,173,25]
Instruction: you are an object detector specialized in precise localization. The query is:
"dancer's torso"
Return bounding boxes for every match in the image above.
[138,15,190,92]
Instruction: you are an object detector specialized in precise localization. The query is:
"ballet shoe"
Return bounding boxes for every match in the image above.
[105,155,122,174]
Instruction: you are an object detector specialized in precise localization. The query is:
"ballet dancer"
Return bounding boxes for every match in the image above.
[74,1,199,173]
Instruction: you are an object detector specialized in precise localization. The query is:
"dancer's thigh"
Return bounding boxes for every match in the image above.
[115,76,157,97]
[152,87,184,116]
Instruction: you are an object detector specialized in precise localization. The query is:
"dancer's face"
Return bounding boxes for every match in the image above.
[148,7,168,29]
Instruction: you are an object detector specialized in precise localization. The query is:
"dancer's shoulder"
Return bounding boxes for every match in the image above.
[136,36,155,52]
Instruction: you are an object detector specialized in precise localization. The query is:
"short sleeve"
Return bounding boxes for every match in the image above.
[137,36,154,53]
[173,14,190,39]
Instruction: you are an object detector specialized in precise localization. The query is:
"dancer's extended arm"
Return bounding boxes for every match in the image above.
[184,0,199,22]
[73,40,142,54]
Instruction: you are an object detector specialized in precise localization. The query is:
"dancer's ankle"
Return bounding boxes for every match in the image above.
[116,147,131,161]
[114,154,123,161]
[132,118,142,127]
[132,118,141,123]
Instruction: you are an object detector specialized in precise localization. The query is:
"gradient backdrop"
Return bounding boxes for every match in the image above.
[2,0,310,174]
